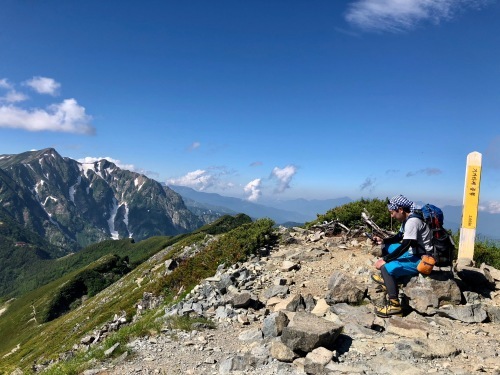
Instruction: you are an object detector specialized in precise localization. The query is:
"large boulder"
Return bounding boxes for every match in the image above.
[280,312,343,354]
[324,270,366,305]
[404,273,461,314]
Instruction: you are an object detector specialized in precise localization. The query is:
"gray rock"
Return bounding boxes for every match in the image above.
[404,273,461,314]
[218,355,254,374]
[228,291,253,308]
[435,303,488,323]
[324,271,365,305]
[238,327,263,343]
[385,315,430,339]
[304,347,334,374]
[390,336,460,360]
[329,303,376,329]
[281,312,343,353]
[281,260,300,272]
[456,265,496,289]
[484,304,500,323]
[104,342,120,357]
[270,340,298,362]
[262,285,290,300]
[262,310,290,338]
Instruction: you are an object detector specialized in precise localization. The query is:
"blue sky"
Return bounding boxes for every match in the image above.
[1,0,499,213]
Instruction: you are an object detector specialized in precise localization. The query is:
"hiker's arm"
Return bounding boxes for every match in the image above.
[382,238,418,262]
[372,232,402,245]
[382,232,403,245]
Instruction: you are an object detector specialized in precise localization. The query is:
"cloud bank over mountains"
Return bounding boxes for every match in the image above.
[166,164,299,202]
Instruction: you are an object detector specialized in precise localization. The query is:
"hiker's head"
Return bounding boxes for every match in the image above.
[387,195,414,221]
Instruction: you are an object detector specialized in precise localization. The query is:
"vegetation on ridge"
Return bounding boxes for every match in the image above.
[474,238,500,269]
[153,217,277,299]
[307,198,393,230]
[40,254,132,322]
[0,213,254,301]
[0,213,265,374]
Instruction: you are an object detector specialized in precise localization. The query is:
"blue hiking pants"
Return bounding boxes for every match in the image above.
[382,243,420,278]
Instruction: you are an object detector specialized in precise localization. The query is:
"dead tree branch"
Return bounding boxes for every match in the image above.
[361,209,394,239]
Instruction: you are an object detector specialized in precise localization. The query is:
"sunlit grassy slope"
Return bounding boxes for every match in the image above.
[0,213,260,374]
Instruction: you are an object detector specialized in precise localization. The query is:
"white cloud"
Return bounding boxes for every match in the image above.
[0,98,95,134]
[188,141,201,151]
[479,201,500,214]
[0,78,12,89]
[166,169,216,190]
[0,90,28,103]
[166,167,238,192]
[0,79,27,103]
[345,0,490,32]
[0,77,94,135]
[24,76,61,96]
[78,156,138,172]
[271,165,297,193]
[244,178,262,202]
[406,168,442,177]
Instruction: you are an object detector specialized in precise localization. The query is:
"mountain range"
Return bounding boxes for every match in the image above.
[169,184,353,225]
[0,148,498,257]
[170,185,500,241]
[0,148,356,255]
[0,148,203,253]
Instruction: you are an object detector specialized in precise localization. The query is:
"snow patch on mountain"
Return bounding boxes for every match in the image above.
[69,176,81,203]
[108,197,119,240]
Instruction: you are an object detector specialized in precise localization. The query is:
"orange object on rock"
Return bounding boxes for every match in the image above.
[417,255,436,275]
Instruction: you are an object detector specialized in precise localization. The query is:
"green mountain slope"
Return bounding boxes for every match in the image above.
[0,213,260,374]
[0,207,67,298]
[1,213,252,300]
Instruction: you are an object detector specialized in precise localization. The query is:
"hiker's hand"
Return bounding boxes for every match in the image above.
[372,236,383,245]
[375,258,386,270]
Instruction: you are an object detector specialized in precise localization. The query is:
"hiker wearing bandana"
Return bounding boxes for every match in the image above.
[371,195,433,317]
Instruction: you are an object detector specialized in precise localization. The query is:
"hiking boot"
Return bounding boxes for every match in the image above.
[371,273,385,285]
[371,273,403,291]
[375,299,403,318]
[375,283,388,292]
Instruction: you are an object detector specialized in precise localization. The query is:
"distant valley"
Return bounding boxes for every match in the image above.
[170,186,500,241]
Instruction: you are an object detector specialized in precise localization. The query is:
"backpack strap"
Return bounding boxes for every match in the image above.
[408,210,424,222]
[407,211,429,256]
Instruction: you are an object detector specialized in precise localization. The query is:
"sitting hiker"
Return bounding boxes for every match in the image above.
[371,194,433,317]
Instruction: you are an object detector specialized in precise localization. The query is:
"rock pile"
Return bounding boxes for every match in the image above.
[89,227,500,374]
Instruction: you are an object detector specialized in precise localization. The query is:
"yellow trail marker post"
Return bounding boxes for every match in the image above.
[458,151,482,261]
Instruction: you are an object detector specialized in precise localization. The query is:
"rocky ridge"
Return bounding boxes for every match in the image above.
[85,227,500,375]
[0,148,203,252]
